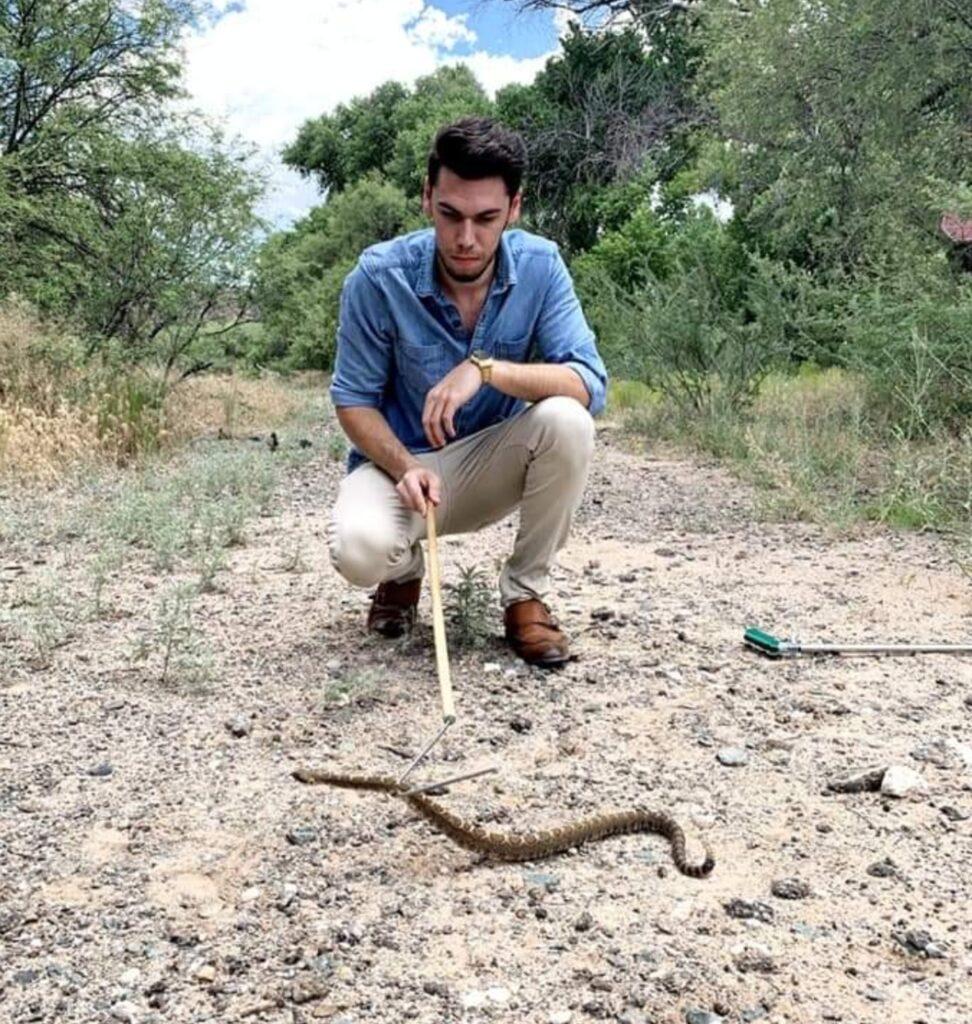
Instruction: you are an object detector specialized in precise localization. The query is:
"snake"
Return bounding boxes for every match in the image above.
[292,769,714,878]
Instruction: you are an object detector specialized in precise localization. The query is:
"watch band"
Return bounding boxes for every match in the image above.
[470,350,494,384]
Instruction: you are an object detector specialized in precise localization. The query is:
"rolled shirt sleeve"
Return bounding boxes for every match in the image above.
[329,261,394,409]
[533,250,608,416]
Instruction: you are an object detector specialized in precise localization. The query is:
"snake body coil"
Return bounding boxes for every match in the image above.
[293,769,714,878]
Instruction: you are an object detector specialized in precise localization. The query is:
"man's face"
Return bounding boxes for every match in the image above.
[422,167,521,285]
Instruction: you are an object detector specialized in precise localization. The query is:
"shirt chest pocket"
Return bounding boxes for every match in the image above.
[493,335,533,363]
[396,341,449,395]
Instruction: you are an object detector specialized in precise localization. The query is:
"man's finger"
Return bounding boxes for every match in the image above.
[442,400,457,440]
[398,476,426,516]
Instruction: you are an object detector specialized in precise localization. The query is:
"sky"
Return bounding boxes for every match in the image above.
[181,0,574,228]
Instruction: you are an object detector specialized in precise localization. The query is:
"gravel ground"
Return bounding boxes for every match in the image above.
[1,420,971,1024]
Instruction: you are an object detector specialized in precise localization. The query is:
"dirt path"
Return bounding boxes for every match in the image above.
[1,422,971,1024]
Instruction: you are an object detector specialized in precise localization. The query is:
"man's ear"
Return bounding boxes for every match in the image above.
[508,190,522,225]
[421,179,433,217]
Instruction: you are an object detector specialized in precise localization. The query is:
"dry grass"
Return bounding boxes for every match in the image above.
[0,298,318,483]
[164,373,310,444]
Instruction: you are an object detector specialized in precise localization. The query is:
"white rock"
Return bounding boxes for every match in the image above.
[118,968,141,987]
[880,764,927,798]
[462,990,487,1009]
[487,986,510,1004]
[111,1002,139,1023]
[549,1013,573,1024]
[241,886,261,902]
[483,662,501,673]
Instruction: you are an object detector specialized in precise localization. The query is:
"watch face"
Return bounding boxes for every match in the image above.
[471,349,488,361]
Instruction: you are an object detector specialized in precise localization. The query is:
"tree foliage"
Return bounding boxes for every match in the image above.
[0,0,265,373]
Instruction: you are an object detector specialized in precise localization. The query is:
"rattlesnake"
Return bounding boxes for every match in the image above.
[293,769,714,878]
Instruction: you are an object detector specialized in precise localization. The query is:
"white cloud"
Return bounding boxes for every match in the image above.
[179,0,560,227]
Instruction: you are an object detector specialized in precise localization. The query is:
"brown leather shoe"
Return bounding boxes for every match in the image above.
[504,599,569,667]
[367,578,421,638]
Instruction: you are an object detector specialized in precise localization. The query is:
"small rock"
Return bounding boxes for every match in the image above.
[483,662,501,673]
[225,715,252,738]
[717,747,749,767]
[111,1001,139,1023]
[193,964,216,983]
[118,968,141,988]
[741,1008,767,1022]
[685,1010,723,1024]
[591,607,615,621]
[864,988,887,1002]
[893,929,945,958]
[523,871,559,892]
[866,858,896,878]
[770,878,811,900]
[723,899,774,923]
[487,986,510,1004]
[826,767,885,793]
[286,826,318,847]
[548,1012,573,1024]
[461,989,487,1009]
[734,950,778,974]
[422,981,449,997]
[574,911,594,932]
[510,716,532,733]
[86,762,114,778]
[880,765,926,798]
[940,805,970,821]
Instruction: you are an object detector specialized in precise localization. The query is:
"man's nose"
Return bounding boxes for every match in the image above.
[458,219,475,247]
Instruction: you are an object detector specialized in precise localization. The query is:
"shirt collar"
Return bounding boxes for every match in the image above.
[416,229,518,299]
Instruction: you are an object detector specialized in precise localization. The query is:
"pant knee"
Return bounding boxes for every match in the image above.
[329,523,397,588]
[532,396,595,460]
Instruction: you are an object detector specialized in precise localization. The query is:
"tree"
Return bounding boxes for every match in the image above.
[497,20,701,251]
[254,174,420,370]
[700,0,972,271]
[284,66,491,200]
[1,0,192,161]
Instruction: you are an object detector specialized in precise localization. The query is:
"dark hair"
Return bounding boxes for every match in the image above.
[427,116,527,197]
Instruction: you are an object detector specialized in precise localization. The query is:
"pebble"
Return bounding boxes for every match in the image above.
[940,805,970,821]
[741,1008,767,1022]
[118,968,141,987]
[770,878,811,900]
[685,1011,723,1024]
[510,716,532,733]
[194,964,216,983]
[483,662,501,673]
[893,929,946,958]
[286,826,318,846]
[574,911,594,932]
[225,715,252,738]
[87,762,114,777]
[724,899,774,923]
[487,986,510,1004]
[880,765,926,798]
[826,767,885,793]
[717,747,749,767]
[111,1002,139,1023]
[548,1012,572,1024]
[523,871,560,891]
[461,989,487,1009]
[866,858,896,878]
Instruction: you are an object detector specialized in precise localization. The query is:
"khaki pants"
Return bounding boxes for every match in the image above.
[327,396,595,607]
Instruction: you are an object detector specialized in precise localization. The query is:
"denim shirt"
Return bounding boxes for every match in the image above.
[329,227,608,472]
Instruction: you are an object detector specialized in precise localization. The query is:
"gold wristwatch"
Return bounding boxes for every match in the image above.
[469,349,494,384]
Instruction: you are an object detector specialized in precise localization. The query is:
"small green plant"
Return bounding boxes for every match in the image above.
[323,668,381,706]
[133,581,210,686]
[444,564,496,651]
[89,541,124,619]
[13,576,75,664]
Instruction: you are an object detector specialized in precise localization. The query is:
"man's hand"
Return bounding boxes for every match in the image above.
[422,359,482,449]
[396,464,442,517]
